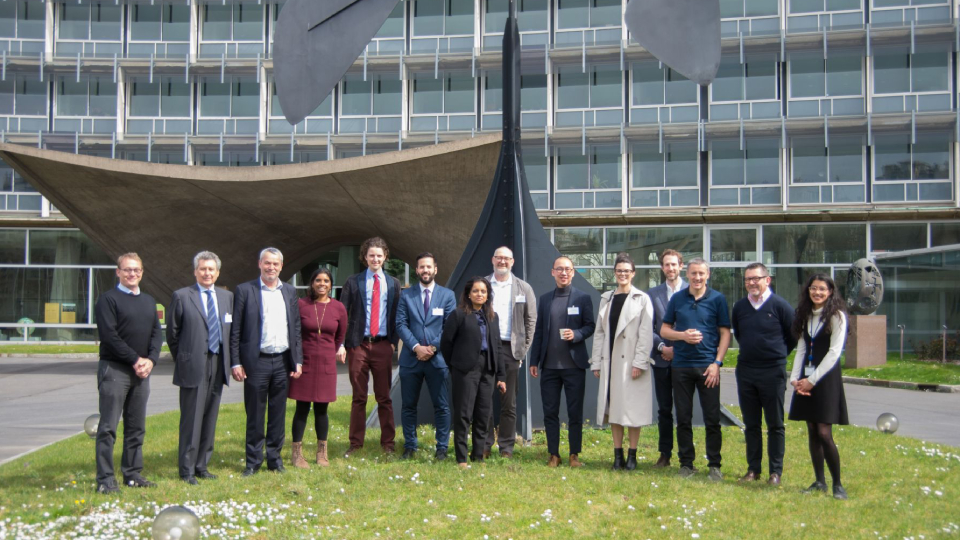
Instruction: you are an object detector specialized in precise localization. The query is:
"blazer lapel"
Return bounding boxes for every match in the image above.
[215,288,229,328]
[413,287,426,325]
[251,280,263,323]
[188,288,206,323]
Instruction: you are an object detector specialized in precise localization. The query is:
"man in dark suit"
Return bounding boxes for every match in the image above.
[166,251,233,485]
[647,248,687,469]
[529,256,596,468]
[94,252,162,494]
[339,236,401,454]
[229,247,303,476]
[396,252,457,460]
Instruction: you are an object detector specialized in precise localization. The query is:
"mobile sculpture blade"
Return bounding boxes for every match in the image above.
[624,0,721,86]
[273,0,400,125]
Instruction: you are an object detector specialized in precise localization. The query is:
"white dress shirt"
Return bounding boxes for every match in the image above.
[748,287,772,310]
[197,283,219,319]
[259,279,289,354]
[665,279,685,302]
[490,274,513,341]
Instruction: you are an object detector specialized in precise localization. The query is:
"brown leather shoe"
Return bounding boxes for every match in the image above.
[653,455,670,468]
[482,450,491,460]
[547,455,562,468]
[382,445,396,455]
[568,454,583,468]
[344,445,362,457]
[738,471,760,483]
[767,473,781,486]
[500,452,513,459]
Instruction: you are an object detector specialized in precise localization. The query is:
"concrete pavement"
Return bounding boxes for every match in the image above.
[2,356,958,465]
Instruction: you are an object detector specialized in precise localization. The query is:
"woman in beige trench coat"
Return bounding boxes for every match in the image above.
[590,252,654,471]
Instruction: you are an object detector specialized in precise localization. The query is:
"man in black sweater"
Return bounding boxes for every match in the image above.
[94,252,163,494]
[731,262,797,487]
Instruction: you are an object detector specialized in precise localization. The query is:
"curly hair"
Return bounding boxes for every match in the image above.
[359,237,390,265]
[792,273,846,339]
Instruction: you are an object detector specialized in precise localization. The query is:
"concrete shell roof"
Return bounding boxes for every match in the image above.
[0,134,502,301]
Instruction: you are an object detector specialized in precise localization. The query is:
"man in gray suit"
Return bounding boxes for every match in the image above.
[647,248,687,469]
[166,251,233,485]
[483,246,537,458]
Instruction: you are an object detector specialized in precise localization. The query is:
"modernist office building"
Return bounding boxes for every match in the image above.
[0,0,957,349]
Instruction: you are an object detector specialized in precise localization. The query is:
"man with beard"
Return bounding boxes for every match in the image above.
[396,252,458,460]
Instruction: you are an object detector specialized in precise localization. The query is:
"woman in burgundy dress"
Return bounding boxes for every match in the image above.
[289,268,347,468]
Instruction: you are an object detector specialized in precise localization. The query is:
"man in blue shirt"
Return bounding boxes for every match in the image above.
[660,258,731,481]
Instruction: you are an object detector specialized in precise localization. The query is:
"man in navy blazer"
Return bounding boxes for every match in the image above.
[396,252,457,460]
[529,256,596,468]
[229,247,303,476]
[647,248,687,469]
[339,237,401,454]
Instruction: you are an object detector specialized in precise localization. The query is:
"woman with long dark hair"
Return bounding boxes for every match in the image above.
[289,267,347,468]
[440,277,506,468]
[788,273,849,500]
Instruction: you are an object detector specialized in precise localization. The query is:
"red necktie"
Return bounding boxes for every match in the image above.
[370,275,381,337]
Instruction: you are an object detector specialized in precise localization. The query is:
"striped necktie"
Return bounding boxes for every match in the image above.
[205,290,220,354]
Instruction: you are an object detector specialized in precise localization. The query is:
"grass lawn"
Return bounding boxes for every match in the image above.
[1,402,958,539]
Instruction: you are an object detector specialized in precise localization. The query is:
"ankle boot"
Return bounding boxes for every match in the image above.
[612,448,625,471]
[291,442,309,469]
[316,440,329,467]
[625,449,638,471]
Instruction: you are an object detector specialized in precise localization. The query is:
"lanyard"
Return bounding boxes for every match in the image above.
[804,317,826,370]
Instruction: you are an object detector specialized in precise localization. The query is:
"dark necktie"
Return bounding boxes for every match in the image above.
[205,290,220,354]
[423,288,431,320]
[370,275,381,337]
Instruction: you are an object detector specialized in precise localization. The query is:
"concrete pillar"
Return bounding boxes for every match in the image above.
[336,245,361,287]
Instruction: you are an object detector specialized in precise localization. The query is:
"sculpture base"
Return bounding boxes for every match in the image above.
[845,315,888,369]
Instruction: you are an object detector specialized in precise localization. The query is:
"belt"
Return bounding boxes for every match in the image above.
[362,335,387,344]
[259,350,286,358]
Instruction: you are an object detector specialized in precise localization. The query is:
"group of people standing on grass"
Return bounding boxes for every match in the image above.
[91,239,849,501]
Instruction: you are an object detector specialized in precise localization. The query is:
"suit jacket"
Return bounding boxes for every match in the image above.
[228,279,303,375]
[486,273,537,362]
[167,284,234,388]
[529,286,596,371]
[396,284,457,370]
[647,280,687,368]
[339,270,401,348]
[439,308,506,382]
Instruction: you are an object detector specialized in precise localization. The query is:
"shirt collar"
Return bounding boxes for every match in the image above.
[260,278,282,291]
[117,284,140,296]
[419,282,435,295]
[366,268,384,281]
[749,287,772,307]
[491,272,513,286]
[686,286,710,301]
[197,283,216,293]
[666,279,685,293]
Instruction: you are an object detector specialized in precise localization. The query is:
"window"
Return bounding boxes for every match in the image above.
[711,229,758,262]
[129,79,191,118]
[341,73,403,117]
[485,0,548,33]
[930,222,960,247]
[122,151,187,165]
[57,77,116,117]
[710,139,781,205]
[202,3,263,41]
[556,0,621,29]
[873,51,949,94]
[557,65,621,110]
[484,72,548,112]
[59,2,122,41]
[0,1,44,40]
[200,78,259,117]
[871,223,926,253]
[711,56,778,102]
[28,230,111,265]
[632,62,698,106]
[606,226,704,265]
[790,135,864,204]
[0,77,47,116]
[523,146,549,210]
[555,145,622,210]
[790,54,862,97]
[789,0,861,13]
[413,0,474,36]
[720,0,779,17]
[553,227,604,265]
[873,133,952,203]
[197,151,259,167]
[0,229,26,264]
[631,142,699,208]
[375,2,405,39]
[412,72,474,114]
[271,84,332,119]
[129,4,190,42]
[763,224,866,264]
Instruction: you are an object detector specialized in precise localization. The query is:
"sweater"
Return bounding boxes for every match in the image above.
[95,287,163,366]
[731,293,797,369]
[789,309,847,386]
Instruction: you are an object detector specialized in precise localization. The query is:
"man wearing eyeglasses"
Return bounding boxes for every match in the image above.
[659,258,730,481]
[731,262,796,487]
[94,252,163,494]
[529,256,595,468]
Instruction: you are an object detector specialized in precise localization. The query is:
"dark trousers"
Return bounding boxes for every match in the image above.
[96,360,150,486]
[347,340,396,450]
[673,366,722,469]
[736,365,787,475]
[540,367,585,457]
[484,340,519,455]
[652,365,674,457]
[178,352,224,478]
[399,360,451,451]
[451,353,495,463]
[243,352,289,470]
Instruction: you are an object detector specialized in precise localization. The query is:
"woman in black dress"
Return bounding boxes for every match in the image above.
[440,277,507,468]
[788,273,849,500]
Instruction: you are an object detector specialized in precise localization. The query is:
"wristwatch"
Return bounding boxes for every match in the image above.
[657,342,665,352]
[715,360,723,367]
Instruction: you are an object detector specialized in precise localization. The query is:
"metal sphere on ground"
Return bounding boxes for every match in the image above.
[152,505,200,540]
[83,414,100,438]
[877,412,899,434]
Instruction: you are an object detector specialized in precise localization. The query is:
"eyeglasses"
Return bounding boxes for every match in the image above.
[744,276,768,283]
[553,268,575,274]
[614,269,633,275]
[808,287,830,293]
[119,268,143,275]
[494,256,513,261]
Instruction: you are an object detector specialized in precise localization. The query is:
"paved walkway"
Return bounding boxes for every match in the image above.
[1,356,958,464]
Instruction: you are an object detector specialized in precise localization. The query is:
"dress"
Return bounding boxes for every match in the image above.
[288,297,347,403]
[788,312,849,425]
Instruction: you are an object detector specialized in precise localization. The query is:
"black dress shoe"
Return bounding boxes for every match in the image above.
[123,476,156,488]
[181,476,198,485]
[435,448,448,461]
[196,471,217,480]
[802,480,828,494]
[242,467,258,477]
[268,464,286,473]
[833,484,848,500]
[97,483,120,494]
[401,448,416,460]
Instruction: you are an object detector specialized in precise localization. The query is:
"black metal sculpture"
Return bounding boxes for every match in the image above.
[846,258,884,315]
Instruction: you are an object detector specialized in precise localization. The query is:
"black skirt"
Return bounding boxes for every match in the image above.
[787,318,849,425]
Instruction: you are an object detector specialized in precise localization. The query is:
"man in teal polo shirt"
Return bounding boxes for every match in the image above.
[659,258,731,481]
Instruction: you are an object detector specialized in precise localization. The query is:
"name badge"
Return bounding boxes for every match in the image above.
[224,313,233,323]
[804,365,814,377]
[567,306,580,316]
[432,307,444,316]
[515,295,526,303]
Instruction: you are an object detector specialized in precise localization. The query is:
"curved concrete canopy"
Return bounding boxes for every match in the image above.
[0,135,502,301]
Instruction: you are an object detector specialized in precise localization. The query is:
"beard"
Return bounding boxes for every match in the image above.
[494,267,510,278]
[418,273,434,285]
